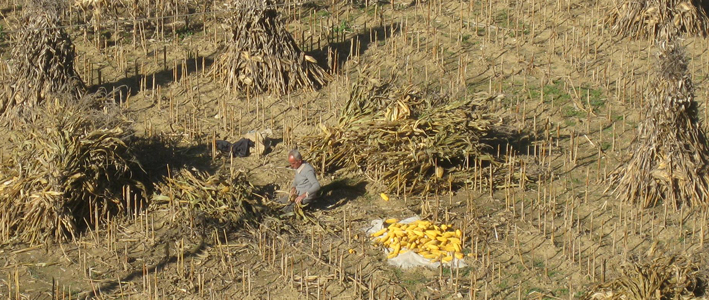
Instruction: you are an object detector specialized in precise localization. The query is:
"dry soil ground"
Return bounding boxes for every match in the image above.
[3,0,709,299]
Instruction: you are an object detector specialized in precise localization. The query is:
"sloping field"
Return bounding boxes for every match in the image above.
[2,0,709,299]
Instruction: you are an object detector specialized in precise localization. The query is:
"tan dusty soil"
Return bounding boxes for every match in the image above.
[3,0,709,299]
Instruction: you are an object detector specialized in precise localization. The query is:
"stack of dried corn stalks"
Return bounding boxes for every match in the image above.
[609,42,709,208]
[305,72,495,195]
[152,167,264,229]
[583,256,702,300]
[214,0,329,96]
[0,3,85,116]
[607,0,709,40]
[0,96,143,243]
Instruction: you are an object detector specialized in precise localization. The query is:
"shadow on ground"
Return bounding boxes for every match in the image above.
[311,178,368,210]
[129,134,215,196]
[90,54,215,102]
[307,22,401,72]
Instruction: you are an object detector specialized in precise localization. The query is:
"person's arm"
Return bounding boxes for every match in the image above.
[290,172,297,196]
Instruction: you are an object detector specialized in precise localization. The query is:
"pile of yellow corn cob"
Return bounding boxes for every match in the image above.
[371,219,464,263]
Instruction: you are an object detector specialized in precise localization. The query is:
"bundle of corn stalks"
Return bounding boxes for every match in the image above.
[606,0,709,40]
[0,96,144,243]
[582,256,703,300]
[608,42,709,208]
[0,3,85,116]
[214,0,329,96]
[304,72,496,195]
[151,167,263,229]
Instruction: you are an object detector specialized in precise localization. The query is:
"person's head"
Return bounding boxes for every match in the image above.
[288,149,303,169]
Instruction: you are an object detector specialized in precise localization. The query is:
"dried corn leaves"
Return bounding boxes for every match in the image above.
[215,0,329,96]
[609,42,709,208]
[152,168,263,228]
[607,0,709,40]
[583,256,702,300]
[0,5,85,115]
[305,73,496,195]
[0,98,142,243]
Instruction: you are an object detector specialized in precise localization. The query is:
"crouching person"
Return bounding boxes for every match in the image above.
[278,149,320,212]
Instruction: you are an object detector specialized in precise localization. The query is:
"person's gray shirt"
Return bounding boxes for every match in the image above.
[292,162,320,198]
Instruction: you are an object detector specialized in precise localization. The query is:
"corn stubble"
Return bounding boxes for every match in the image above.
[607,0,709,40]
[0,96,143,243]
[72,0,193,20]
[583,256,701,300]
[305,70,496,195]
[214,0,329,96]
[608,42,709,208]
[0,2,85,116]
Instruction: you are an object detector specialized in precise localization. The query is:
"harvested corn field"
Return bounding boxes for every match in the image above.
[4,0,709,298]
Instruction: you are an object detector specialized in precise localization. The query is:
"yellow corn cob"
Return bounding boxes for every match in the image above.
[455,229,462,238]
[387,243,401,259]
[453,243,462,252]
[447,237,461,244]
[371,228,387,237]
[428,245,440,251]
[454,252,464,259]
[425,230,438,239]
[380,193,389,201]
[442,256,453,263]
[436,236,447,243]
[440,245,456,252]
[441,224,448,231]
[442,232,456,238]
[385,218,398,224]
[417,221,431,229]
[423,239,438,247]
[422,252,438,259]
